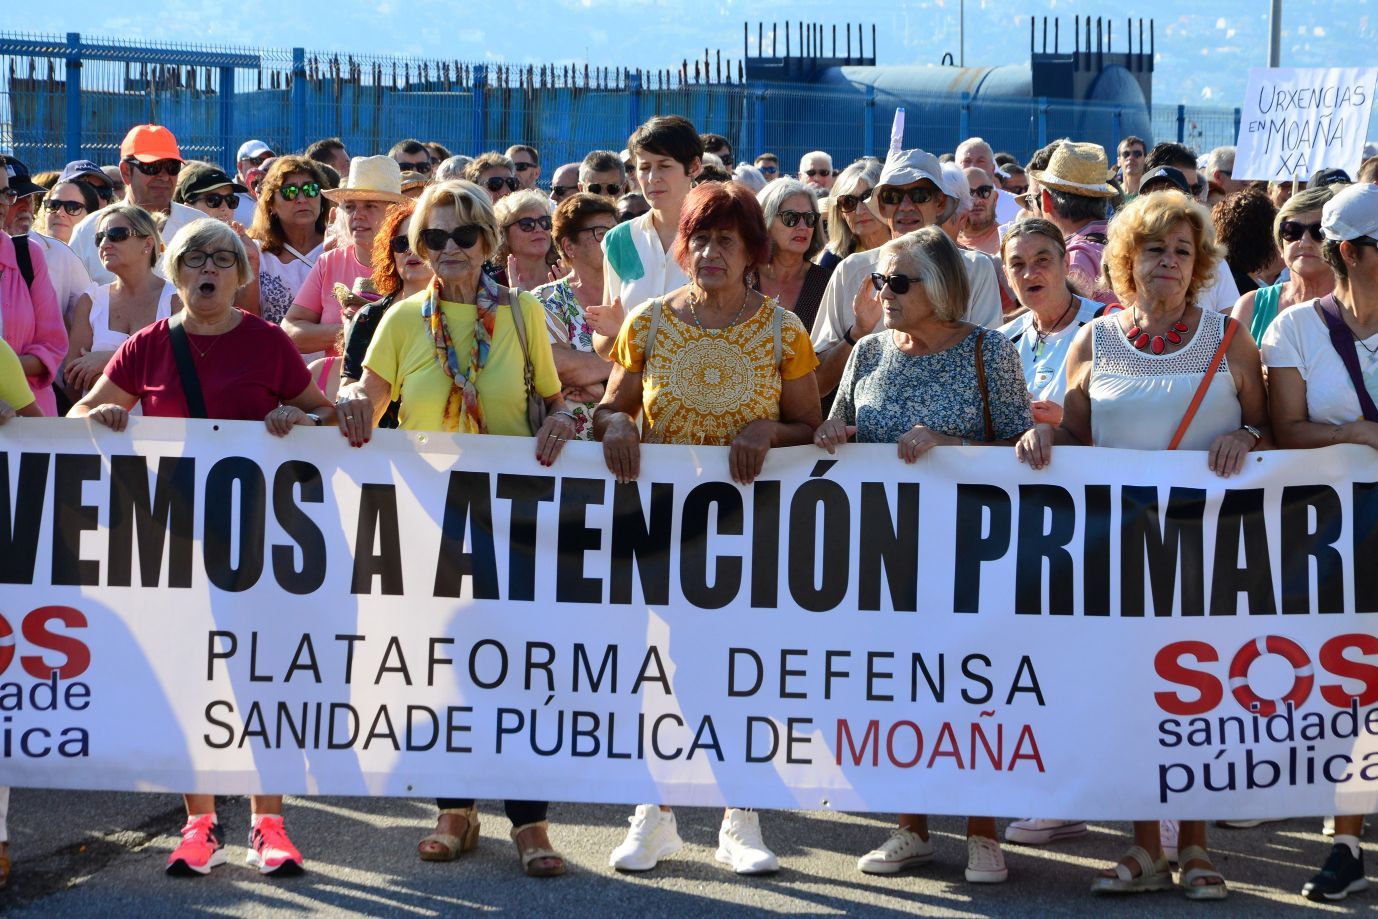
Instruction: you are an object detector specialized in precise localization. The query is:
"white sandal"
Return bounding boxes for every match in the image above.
[1178,844,1228,900]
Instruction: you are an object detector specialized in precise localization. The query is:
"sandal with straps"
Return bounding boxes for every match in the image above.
[1090,844,1175,894]
[511,820,566,878]
[1178,844,1228,901]
[418,806,479,862]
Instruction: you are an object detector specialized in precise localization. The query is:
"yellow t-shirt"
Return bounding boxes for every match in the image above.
[0,340,35,413]
[611,297,819,445]
[363,289,562,435]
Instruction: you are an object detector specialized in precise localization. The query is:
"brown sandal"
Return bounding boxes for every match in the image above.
[511,820,565,878]
[418,806,479,862]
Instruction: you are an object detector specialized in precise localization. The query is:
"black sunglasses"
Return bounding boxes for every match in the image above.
[777,209,818,229]
[870,272,923,295]
[44,199,89,216]
[398,161,432,174]
[1279,220,1324,243]
[81,180,114,201]
[803,168,831,178]
[389,234,413,254]
[585,183,623,196]
[551,185,575,198]
[759,165,779,175]
[513,162,537,173]
[877,186,938,207]
[835,189,873,213]
[484,176,520,193]
[507,215,552,233]
[95,226,145,245]
[420,225,482,251]
[189,192,240,209]
[1004,184,1029,196]
[279,182,321,201]
[0,188,20,205]
[970,185,995,200]
[127,159,182,177]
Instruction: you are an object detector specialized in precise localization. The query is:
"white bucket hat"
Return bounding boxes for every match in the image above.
[875,149,957,224]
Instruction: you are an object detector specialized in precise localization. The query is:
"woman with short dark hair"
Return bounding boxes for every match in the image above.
[39,180,99,244]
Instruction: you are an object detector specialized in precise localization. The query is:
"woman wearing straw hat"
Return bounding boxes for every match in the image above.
[283,156,407,359]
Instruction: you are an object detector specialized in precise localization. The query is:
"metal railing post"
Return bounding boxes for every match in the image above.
[1037,97,1048,148]
[1233,107,1241,141]
[291,48,307,154]
[960,91,971,141]
[862,84,875,157]
[628,71,642,136]
[753,81,767,159]
[65,33,83,161]
[472,65,488,153]
[1177,104,1186,143]
[218,66,235,171]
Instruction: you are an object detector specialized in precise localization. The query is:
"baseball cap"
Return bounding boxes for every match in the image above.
[175,163,248,201]
[1139,166,1192,196]
[120,124,183,163]
[1308,168,1351,189]
[3,156,46,198]
[1321,182,1378,241]
[237,140,273,162]
[59,159,107,185]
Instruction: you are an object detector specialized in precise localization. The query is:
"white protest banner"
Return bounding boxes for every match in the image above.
[1234,67,1378,182]
[1,419,1376,820]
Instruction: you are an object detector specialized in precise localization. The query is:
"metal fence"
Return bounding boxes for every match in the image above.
[2,31,1261,177]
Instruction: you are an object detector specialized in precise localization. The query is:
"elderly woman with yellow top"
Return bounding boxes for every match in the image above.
[593,180,820,877]
[333,179,573,877]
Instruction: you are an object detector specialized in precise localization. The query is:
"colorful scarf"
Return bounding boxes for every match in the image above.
[421,273,500,433]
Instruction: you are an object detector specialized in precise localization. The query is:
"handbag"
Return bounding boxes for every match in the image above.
[506,287,548,435]
[1316,294,1378,422]
[973,330,994,442]
[1167,317,1237,450]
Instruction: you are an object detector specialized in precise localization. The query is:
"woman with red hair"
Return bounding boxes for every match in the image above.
[593,180,821,876]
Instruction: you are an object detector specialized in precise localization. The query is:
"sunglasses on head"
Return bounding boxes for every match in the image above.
[399,161,431,175]
[189,192,240,210]
[484,176,520,193]
[777,209,818,229]
[970,185,995,200]
[278,182,321,201]
[586,183,623,196]
[127,159,182,177]
[513,162,537,172]
[877,185,938,207]
[1279,220,1325,243]
[574,225,612,242]
[182,249,238,269]
[507,215,552,233]
[389,234,413,254]
[835,188,873,213]
[803,168,830,178]
[870,272,923,295]
[420,225,482,251]
[44,199,89,216]
[95,226,145,245]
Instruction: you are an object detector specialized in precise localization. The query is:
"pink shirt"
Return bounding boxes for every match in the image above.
[0,234,68,416]
[291,245,370,327]
[1065,220,1115,306]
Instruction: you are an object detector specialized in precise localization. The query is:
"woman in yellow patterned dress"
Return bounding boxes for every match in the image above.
[592,180,821,874]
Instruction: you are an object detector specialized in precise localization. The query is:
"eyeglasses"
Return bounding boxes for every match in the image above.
[182,249,238,269]
[398,160,431,175]
[44,199,89,216]
[969,185,995,200]
[189,192,240,210]
[95,226,146,245]
[777,209,818,229]
[835,189,873,213]
[389,234,413,254]
[803,169,831,178]
[573,225,613,242]
[278,182,321,201]
[0,188,19,206]
[420,225,483,251]
[126,159,182,177]
[877,186,938,207]
[513,162,537,173]
[1279,220,1325,243]
[585,183,623,196]
[507,215,552,233]
[484,176,520,193]
[870,272,923,295]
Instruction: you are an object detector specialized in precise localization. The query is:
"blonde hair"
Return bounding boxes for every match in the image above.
[409,180,499,260]
[493,189,556,265]
[98,205,163,268]
[1103,191,1222,308]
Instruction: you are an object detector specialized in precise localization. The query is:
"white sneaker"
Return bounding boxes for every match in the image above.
[1004,818,1088,845]
[1160,819,1179,863]
[857,828,934,874]
[965,835,1008,883]
[716,809,779,875]
[609,805,683,872]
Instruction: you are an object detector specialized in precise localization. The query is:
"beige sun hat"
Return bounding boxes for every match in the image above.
[1030,141,1116,198]
[322,155,408,204]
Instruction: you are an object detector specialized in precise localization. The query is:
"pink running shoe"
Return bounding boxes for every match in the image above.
[166,815,226,876]
[247,815,305,876]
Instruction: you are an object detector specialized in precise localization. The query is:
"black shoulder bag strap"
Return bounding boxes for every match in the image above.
[1317,294,1378,423]
[13,234,35,290]
[167,313,209,420]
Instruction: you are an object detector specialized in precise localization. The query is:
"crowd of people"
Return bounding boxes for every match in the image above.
[2,115,1378,903]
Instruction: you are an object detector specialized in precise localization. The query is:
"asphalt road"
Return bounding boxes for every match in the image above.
[0,790,1371,916]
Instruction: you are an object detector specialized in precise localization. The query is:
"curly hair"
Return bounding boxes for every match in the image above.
[1210,188,1277,277]
[1103,190,1223,308]
[248,155,331,255]
[369,201,417,297]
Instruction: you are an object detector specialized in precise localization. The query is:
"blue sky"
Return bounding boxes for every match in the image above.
[22,0,1378,109]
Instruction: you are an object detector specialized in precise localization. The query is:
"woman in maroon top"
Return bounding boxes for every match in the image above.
[69,217,334,879]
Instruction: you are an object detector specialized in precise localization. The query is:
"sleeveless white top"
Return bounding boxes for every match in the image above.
[1089,308,1240,451]
[88,280,175,352]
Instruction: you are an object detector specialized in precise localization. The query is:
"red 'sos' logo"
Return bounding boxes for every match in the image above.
[0,607,91,680]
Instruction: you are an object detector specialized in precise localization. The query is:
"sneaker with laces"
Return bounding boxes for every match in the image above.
[716,808,779,875]
[1302,844,1368,902]
[965,835,1008,883]
[247,815,304,876]
[166,814,226,877]
[1004,818,1087,845]
[609,805,683,872]
[857,828,934,874]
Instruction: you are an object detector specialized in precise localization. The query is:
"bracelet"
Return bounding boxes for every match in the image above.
[1241,424,1262,442]
[552,410,578,424]
[843,326,858,346]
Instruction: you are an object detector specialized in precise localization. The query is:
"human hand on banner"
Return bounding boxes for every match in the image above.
[335,383,376,446]
[897,423,950,463]
[86,403,130,433]
[1016,422,1055,469]
[729,419,777,484]
[265,404,313,437]
[1208,428,1257,477]
[813,418,857,454]
[601,414,641,483]
[534,412,578,466]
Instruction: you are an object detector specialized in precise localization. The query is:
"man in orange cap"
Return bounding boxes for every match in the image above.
[67,124,204,284]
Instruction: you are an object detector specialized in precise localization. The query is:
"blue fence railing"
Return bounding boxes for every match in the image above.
[1,31,1268,176]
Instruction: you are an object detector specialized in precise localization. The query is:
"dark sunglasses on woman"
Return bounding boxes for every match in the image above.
[870,272,923,295]
[507,215,553,233]
[777,209,818,229]
[189,192,240,209]
[389,235,413,254]
[95,227,145,245]
[834,188,873,213]
[44,199,88,216]
[1279,220,1325,243]
[420,225,482,251]
[877,186,938,207]
[126,159,182,177]
[278,182,321,201]
[484,176,521,193]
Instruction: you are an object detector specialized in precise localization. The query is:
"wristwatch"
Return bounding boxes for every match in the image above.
[843,326,858,346]
[305,412,322,426]
[1241,424,1262,441]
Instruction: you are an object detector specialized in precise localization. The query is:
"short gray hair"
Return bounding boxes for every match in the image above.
[410,180,499,261]
[1207,145,1236,178]
[579,150,625,185]
[799,150,832,170]
[956,137,994,164]
[756,178,824,259]
[878,227,971,322]
[435,155,472,182]
[165,217,251,287]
